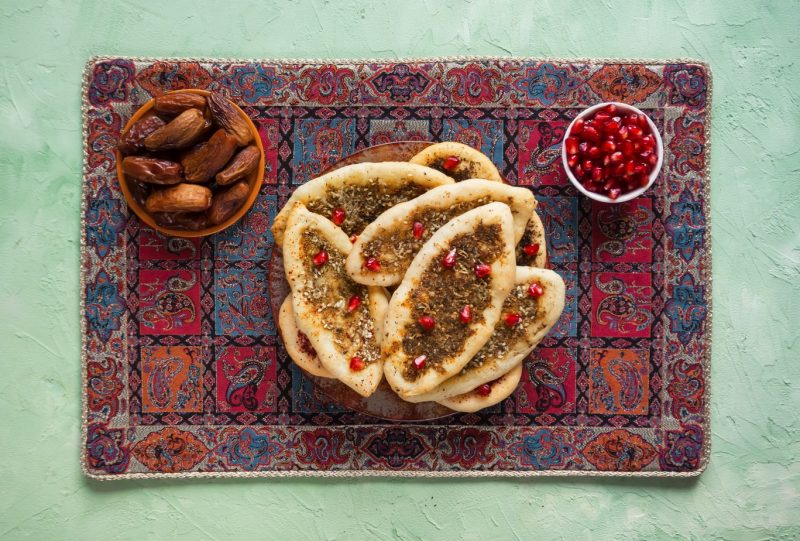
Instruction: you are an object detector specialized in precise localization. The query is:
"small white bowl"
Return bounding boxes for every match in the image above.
[561,102,663,204]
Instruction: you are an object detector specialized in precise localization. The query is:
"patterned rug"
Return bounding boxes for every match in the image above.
[81,57,711,478]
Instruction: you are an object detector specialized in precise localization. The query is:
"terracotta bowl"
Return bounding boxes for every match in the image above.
[116,89,265,238]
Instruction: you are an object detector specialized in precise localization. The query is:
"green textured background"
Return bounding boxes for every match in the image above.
[1,0,798,539]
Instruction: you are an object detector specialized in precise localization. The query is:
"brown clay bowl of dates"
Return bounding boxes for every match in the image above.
[116,89,265,237]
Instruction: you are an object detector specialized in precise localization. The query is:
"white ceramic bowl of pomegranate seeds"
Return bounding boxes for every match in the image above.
[562,102,663,203]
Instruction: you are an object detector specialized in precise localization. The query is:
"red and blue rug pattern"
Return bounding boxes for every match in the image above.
[82,57,710,477]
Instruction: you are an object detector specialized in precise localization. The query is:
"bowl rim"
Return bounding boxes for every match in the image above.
[115,88,265,238]
[561,101,663,204]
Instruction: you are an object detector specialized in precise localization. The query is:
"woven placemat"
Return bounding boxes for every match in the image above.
[81,56,711,478]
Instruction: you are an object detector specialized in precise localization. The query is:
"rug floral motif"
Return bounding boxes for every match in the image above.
[82,57,711,477]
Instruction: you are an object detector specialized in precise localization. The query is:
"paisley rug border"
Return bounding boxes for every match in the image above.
[79,55,712,480]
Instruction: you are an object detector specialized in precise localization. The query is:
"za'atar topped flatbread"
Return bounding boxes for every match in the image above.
[404,266,565,403]
[283,205,389,397]
[347,179,536,286]
[382,202,516,398]
[271,161,453,245]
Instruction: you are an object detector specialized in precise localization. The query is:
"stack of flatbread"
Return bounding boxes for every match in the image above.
[273,143,565,413]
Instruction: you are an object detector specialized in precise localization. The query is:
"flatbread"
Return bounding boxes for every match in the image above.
[283,205,389,397]
[437,363,523,413]
[403,266,566,403]
[278,295,333,378]
[515,208,547,269]
[409,141,502,182]
[272,161,454,245]
[347,179,536,286]
[382,202,516,398]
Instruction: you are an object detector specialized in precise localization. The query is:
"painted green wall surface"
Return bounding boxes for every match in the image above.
[0,0,798,539]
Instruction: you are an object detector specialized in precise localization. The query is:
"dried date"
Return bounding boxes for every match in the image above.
[181,129,238,182]
[122,156,183,185]
[153,92,207,115]
[216,145,260,185]
[209,181,250,225]
[207,92,253,145]
[118,113,166,155]
[144,108,208,151]
[145,183,212,213]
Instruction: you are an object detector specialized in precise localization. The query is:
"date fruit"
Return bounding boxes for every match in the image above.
[207,92,253,146]
[145,183,212,213]
[215,145,260,185]
[122,156,183,185]
[153,92,207,116]
[144,108,208,151]
[209,181,250,225]
[152,211,210,231]
[118,113,166,155]
[181,129,238,182]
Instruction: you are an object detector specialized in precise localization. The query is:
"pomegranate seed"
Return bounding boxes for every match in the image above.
[474,263,492,278]
[571,118,585,134]
[617,125,629,140]
[608,188,622,200]
[418,315,436,331]
[633,141,642,152]
[603,119,620,134]
[504,313,521,327]
[605,103,618,114]
[612,162,625,177]
[626,178,639,191]
[641,135,655,150]
[591,167,604,181]
[347,295,362,312]
[413,355,427,369]
[331,208,346,226]
[567,154,579,168]
[609,152,624,164]
[603,179,618,192]
[601,140,616,153]
[625,160,637,176]
[365,257,381,272]
[583,126,600,142]
[638,173,651,187]
[313,250,328,266]
[412,221,425,239]
[442,155,461,171]
[621,140,635,157]
[578,141,590,154]
[528,282,544,297]
[583,180,600,192]
[442,248,457,268]
[459,305,472,323]
[588,146,602,159]
[638,114,649,128]
[647,152,658,166]
[522,243,540,256]
[582,159,593,171]
[565,137,579,155]
[349,357,366,371]
[603,154,611,166]
[349,234,359,244]
[594,112,610,124]
[634,163,647,175]
[629,126,643,139]
[574,164,584,178]
[476,383,492,397]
